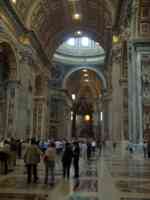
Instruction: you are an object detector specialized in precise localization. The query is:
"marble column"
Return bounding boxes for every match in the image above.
[111,43,123,142]
[128,41,143,145]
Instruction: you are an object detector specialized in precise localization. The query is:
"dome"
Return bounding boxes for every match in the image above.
[53,37,105,65]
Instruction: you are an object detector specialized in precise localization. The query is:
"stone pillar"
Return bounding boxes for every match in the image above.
[102,93,112,141]
[128,42,142,144]
[111,43,123,142]
[128,41,149,146]
[17,49,35,139]
[95,98,101,141]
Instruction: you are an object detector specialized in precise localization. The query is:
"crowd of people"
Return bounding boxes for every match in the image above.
[23,138,101,185]
[0,137,101,185]
[3,137,150,185]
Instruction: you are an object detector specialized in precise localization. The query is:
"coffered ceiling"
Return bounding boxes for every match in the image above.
[10,0,119,59]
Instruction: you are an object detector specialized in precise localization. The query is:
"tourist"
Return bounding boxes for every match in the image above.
[73,141,80,179]
[81,141,87,160]
[143,141,147,158]
[87,141,92,160]
[10,137,17,166]
[113,142,117,151]
[43,142,56,185]
[91,140,96,154]
[24,138,41,184]
[147,141,150,158]
[62,142,73,179]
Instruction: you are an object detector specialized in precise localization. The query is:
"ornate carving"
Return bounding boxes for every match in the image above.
[112,43,122,64]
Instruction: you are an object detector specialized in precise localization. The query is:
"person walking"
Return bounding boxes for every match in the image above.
[62,142,73,179]
[147,141,150,158]
[143,141,147,158]
[73,142,80,179]
[87,142,92,161]
[44,142,56,185]
[24,138,41,184]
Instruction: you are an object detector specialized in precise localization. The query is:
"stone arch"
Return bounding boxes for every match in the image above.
[0,42,17,81]
[63,66,107,91]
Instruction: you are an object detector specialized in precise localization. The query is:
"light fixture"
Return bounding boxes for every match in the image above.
[71,111,73,121]
[11,0,17,4]
[76,31,82,36]
[73,13,81,20]
[83,73,88,77]
[72,94,76,100]
[82,69,87,72]
[84,114,90,121]
[84,79,89,82]
[112,35,119,44]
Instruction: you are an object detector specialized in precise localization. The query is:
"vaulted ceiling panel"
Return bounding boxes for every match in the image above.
[10,0,119,59]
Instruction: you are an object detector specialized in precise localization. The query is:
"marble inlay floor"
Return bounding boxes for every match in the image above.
[0,193,47,200]
[1,144,150,200]
[120,198,150,200]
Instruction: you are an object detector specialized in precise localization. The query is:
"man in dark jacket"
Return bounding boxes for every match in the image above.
[73,142,80,179]
[62,142,73,179]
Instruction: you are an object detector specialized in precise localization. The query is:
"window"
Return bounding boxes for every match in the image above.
[67,38,75,46]
[81,37,89,47]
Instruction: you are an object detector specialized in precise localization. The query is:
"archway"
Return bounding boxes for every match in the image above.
[63,66,107,91]
[64,68,104,140]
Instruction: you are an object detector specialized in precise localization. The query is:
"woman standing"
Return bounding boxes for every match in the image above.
[44,142,56,185]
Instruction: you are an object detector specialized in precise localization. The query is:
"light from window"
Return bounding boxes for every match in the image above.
[67,38,75,46]
[81,37,89,47]
[100,112,103,121]
[11,0,17,4]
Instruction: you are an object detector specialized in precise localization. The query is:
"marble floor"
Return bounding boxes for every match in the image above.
[0,144,150,200]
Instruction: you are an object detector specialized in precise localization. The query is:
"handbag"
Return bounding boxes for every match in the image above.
[43,154,48,161]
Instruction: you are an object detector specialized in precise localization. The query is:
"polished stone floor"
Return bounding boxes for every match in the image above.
[0,144,150,200]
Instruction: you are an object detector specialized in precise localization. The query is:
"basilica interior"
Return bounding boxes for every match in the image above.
[0,0,150,200]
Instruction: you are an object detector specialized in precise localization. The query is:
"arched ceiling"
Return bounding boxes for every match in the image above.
[65,69,102,99]
[10,0,119,60]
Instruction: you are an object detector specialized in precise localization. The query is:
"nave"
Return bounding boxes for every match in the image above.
[0,145,150,200]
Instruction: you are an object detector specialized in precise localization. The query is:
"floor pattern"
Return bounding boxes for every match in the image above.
[103,147,150,200]
[0,193,47,200]
[2,147,150,200]
[0,156,99,200]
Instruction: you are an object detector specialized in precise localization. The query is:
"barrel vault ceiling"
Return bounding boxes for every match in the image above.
[9,0,119,60]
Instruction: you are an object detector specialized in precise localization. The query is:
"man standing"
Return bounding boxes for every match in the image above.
[73,142,80,179]
[24,138,41,183]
